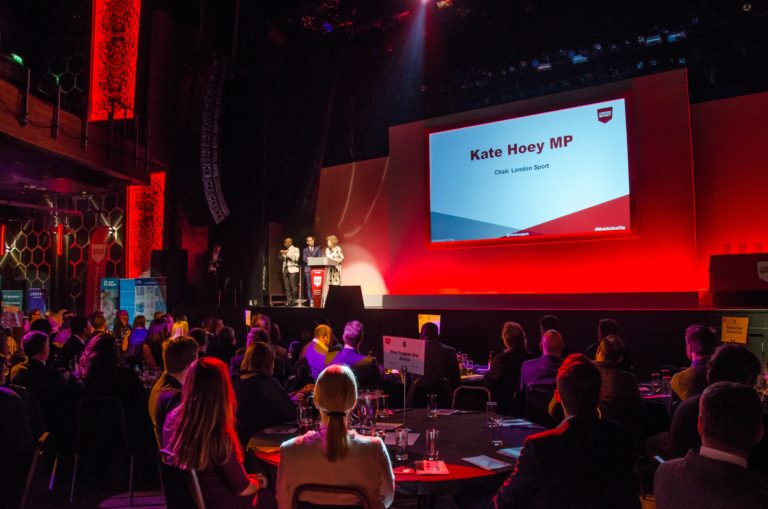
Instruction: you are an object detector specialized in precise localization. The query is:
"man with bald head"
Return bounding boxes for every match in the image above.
[518,330,564,418]
[300,324,334,379]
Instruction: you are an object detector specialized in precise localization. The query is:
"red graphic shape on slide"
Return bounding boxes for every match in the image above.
[518,195,629,235]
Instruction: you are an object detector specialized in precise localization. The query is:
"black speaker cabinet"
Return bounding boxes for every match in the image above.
[325,285,364,311]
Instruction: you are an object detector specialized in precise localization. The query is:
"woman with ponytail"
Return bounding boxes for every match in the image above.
[163,357,270,508]
[277,365,394,509]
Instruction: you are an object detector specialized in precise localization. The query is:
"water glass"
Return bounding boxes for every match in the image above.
[297,405,314,434]
[489,416,504,447]
[425,428,439,460]
[650,372,661,394]
[395,428,409,461]
[486,401,498,428]
[377,392,390,419]
[426,393,438,419]
[358,392,379,434]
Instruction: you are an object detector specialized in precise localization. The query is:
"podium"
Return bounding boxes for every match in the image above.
[307,257,340,307]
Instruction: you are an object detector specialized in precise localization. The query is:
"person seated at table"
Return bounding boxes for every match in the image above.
[277,365,394,509]
[494,354,640,509]
[328,320,382,389]
[231,328,289,386]
[420,322,460,389]
[593,335,643,438]
[163,357,271,509]
[148,336,199,446]
[142,318,170,371]
[517,330,564,416]
[655,382,768,509]
[298,324,335,380]
[208,326,238,366]
[189,327,211,357]
[170,320,189,339]
[670,325,719,404]
[234,342,298,444]
[583,318,636,373]
[484,322,532,416]
[669,344,768,475]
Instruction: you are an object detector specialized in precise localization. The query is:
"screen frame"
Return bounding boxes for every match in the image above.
[424,90,638,248]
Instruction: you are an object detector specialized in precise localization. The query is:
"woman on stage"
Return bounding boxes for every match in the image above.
[325,235,344,285]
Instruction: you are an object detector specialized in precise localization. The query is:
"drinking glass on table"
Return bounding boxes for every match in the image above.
[358,391,379,435]
[376,392,390,419]
[425,428,439,461]
[426,393,438,419]
[489,415,504,447]
[486,401,498,428]
[395,428,409,461]
[298,405,314,434]
[650,372,661,394]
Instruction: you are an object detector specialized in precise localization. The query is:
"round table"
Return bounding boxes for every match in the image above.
[248,409,544,499]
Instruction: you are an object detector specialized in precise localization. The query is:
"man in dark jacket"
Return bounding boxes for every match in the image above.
[495,354,640,509]
[328,320,382,389]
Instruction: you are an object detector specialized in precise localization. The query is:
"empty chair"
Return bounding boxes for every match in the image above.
[293,483,371,509]
[408,377,451,409]
[525,384,557,428]
[451,386,492,411]
[19,432,50,509]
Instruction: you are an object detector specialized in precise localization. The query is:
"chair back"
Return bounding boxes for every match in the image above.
[525,384,557,428]
[75,396,130,453]
[189,469,207,509]
[292,483,371,509]
[451,386,492,411]
[19,432,50,509]
[158,452,197,509]
[409,377,451,408]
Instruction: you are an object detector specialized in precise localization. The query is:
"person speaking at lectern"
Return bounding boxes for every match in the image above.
[325,235,344,286]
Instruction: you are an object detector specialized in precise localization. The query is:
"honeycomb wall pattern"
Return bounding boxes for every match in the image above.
[0,191,125,312]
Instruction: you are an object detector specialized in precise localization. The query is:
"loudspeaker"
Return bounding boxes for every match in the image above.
[176,48,230,226]
[325,285,364,311]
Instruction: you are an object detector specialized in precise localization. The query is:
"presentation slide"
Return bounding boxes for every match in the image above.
[429,98,630,243]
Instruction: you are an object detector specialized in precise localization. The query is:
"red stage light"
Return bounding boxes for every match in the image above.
[89,0,142,121]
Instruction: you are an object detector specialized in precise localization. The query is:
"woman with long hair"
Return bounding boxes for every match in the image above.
[234,343,297,443]
[141,318,169,370]
[277,365,394,509]
[483,321,532,415]
[163,357,267,508]
[325,235,344,286]
[169,320,189,339]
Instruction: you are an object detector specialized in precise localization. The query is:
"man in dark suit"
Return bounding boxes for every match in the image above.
[55,315,89,371]
[670,324,718,403]
[420,322,460,389]
[148,336,198,445]
[669,344,768,476]
[655,382,768,509]
[302,235,322,306]
[10,331,67,435]
[328,320,382,389]
[483,322,531,416]
[495,354,640,508]
[518,330,564,418]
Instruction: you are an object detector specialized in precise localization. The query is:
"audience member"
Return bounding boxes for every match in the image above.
[208,326,238,366]
[230,328,288,385]
[584,319,635,372]
[234,343,297,443]
[142,318,170,370]
[127,315,148,357]
[148,336,198,445]
[56,315,89,371]
[10,331,67,434]
[484,322,532,416]
[0,352,34,509]
[328,320,383,388]
[170,320,189,339]
[277,365,394,508]
[519,330,564,410]
[90,314,108,338]
[189,327,210,356]
[301,324,335,380]
[669,344,767,475]
[420,322,460,388]
[670,325,719,403]
[655,382,768,509]
[593,335,643,437]
[495,354,639,508]
[163,357,269,508]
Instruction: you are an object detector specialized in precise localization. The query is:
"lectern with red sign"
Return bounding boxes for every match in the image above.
[307,257,340,307]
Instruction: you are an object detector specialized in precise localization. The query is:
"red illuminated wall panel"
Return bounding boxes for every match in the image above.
[89,0,142,121]
[126,171,165,278]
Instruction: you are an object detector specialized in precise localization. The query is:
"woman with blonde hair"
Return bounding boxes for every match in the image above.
[163,357,268,508]
[483,321,532,415]
[325,235,344,286]
[169,320,189,339]
[277,365,394,508]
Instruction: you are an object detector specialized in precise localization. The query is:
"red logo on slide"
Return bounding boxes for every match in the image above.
[597,107,613,123]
